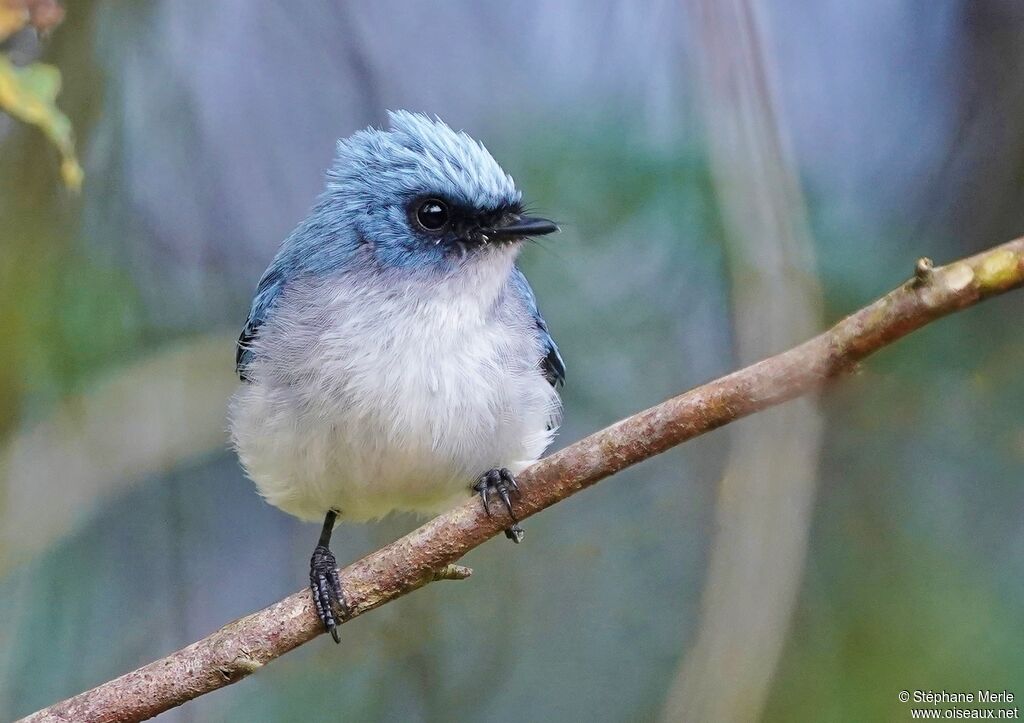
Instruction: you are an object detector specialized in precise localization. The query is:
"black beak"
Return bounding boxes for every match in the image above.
[483,215,559,240]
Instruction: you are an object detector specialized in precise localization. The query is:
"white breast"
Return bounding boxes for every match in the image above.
[228,249,560,522]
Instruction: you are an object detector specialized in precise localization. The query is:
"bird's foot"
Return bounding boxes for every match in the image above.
[310,544,347,643]
[474,468,525,544]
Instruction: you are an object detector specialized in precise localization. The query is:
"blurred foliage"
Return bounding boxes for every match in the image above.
[0,56,80,189]
[0,0,80,190]
[2,4,1024,721]
[0,3,26,38]
[0,0,63,35]
[0,0,119,440]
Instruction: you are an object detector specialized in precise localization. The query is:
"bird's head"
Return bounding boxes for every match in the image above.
[320,110,557,271]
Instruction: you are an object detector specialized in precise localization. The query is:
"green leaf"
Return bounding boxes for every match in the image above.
[0,54,82,190]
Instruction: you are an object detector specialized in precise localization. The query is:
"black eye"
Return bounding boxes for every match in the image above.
[415,199,449,231]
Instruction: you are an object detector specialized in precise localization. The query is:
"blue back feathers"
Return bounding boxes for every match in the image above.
[509,267,565,388]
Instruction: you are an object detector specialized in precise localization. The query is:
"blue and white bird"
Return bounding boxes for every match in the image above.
[229,111,564,641]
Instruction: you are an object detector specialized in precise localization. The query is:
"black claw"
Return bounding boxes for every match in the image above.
[310,543,346,643]
[474,475,493,517]
[501,468,520,496]
[473,468,525,544]
[498,485,514,519]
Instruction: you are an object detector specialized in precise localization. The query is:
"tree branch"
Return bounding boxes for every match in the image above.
[21,238,1024,723]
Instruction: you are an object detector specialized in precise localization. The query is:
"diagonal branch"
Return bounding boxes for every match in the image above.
[21,238,1024,723]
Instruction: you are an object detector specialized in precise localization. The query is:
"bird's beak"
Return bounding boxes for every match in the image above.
[483,215,559,240]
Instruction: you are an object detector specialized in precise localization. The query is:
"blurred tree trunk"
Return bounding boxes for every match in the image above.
[922,1,1024,250]
[662,1,823,720]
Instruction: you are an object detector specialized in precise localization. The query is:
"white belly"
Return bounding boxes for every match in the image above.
[228,263,560,523]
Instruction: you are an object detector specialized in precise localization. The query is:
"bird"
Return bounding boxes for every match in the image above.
[229,111,565,642]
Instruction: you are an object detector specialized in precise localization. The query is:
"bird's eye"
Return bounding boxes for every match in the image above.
[415,199,449,232]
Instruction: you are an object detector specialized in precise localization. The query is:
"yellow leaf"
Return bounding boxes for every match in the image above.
[0,54,82,190]
[60,156,82,191]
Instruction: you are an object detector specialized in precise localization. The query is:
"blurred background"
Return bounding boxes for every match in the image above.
[2,1,1023,721]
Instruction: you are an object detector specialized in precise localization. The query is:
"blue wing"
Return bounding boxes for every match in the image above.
[236,264,287,381]
[509,266,565,388]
